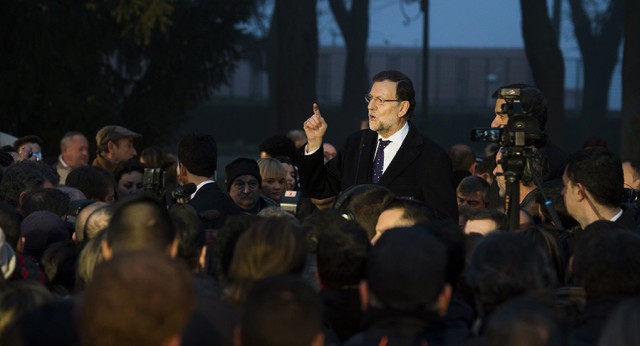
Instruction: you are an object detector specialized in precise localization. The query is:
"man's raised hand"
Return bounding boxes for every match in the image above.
[303,103,328,153]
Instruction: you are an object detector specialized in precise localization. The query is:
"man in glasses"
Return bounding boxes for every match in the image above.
[297,70,457,221]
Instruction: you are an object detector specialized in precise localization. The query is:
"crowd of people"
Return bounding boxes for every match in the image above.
[0,70,639,346]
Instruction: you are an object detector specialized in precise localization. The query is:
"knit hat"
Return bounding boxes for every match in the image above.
[225,158,261,191]
[21,211,70,262]
[0,227,16,279]
[367,226,447,310]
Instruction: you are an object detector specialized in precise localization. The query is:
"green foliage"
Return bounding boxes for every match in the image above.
[0,0,258,155]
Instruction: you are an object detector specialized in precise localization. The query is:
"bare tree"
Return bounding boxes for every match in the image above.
[568,0,624,132]
[620,0,640,157]
[267,0,319,133]
[520,0,566,144]
[328,0,369,129]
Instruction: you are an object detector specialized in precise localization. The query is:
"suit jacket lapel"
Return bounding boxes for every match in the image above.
[355,131,378,185]
[378,122,423,185]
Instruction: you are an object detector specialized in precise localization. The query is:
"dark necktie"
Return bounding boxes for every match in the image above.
[372,139,391,183]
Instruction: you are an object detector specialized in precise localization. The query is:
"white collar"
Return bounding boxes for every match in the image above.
[378,121,410,143]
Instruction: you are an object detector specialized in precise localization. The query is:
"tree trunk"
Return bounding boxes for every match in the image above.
[568,0,624,134]
[268,0,318,133]
[520,0,565,145]
[328,0,369,130]
[620,0,640,158]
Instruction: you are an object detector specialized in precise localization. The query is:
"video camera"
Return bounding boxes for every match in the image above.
[470,88,546,149]
[470,87,555,230]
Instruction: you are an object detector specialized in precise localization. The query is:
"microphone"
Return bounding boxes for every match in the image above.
[172,183,197,200]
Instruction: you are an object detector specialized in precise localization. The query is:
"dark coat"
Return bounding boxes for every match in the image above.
[343,308,448,346]
[188,182,239,228]
[296,122,457,221]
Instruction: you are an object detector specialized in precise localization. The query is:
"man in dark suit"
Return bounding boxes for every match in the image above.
[297,70,457,221]
[177,133,238,227]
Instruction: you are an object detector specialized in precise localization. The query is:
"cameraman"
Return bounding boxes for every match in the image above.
[488,84,567,210]
[490,84,567,180]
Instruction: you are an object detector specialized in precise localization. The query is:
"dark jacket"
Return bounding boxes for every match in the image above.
[343,308,448,346]
[296,122,457,221]
[320,288,363,342]
[188,182,239,228]
[571,295,631,346]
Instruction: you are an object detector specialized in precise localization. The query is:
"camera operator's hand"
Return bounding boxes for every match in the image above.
[303,103,328,154]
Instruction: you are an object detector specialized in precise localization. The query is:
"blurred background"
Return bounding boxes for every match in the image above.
[1,0,637,163]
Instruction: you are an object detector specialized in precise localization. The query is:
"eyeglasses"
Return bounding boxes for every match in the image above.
[364,94,402,106]
[232,180,259,191]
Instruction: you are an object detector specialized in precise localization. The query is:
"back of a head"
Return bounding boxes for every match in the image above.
[75,231,107,291]
[485,297,566,346]
[418,220,466,290]
[40,240,78,293]
[258,135,296,160]
[242,275,323,346]
[20,211,70,262]
[66,165,116,202]
[106,195,176,254]
[565,148,623,208]
[74,202,107,243]
[22,188,70,218]
[367,227,447,310]
[599,297,640,346]
[78,251,193,346]
[465,232,553,316]
[178,133,217,178]
[0,281,53,335]
[0,161,48,209]
[573,225,640,299]
[84,205,113,241]
[229,217,307,282]
[316,223,370,289]
[0,202,21,249]
[170,204,205,272]
[449,144,476,172]
[382,197,438,225]
[336,184,395,239]
[518,225,565,286]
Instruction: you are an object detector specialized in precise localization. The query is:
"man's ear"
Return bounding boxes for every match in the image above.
[17,237,25,253]
[438,284,453,316]
[358,280,369,312]
[397,100,409,118]
[233,325,242,346]
[165,335,182,346]
[198,246,207,270]
[310,332,325,346]
[568,256,574,276]
[168,238,179,259]
[101,239,113,261]
[178,162,187,177]
[18,191,28,210]
[106,140,116,154]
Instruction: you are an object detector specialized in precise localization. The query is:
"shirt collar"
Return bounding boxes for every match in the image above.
[378,121,410,143]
